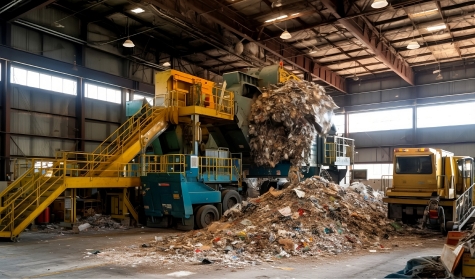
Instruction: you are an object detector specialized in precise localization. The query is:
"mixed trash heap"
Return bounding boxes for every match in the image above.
[148,177,395,264]
[248,79,338,167]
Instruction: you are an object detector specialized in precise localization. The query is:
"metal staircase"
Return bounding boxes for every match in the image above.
[72,105,170,177]
[0,104,171,241]
[0,164,65,241]
[453,183,475,230]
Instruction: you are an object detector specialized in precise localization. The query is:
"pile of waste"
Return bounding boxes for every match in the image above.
[248,80,338,167]
[143,177,397,265]
[77,214,129,231]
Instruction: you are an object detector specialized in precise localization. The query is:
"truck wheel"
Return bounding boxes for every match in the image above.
[438,207,447,236]
[196,205,219,229]
[222,190,241,211]
[446,221,454,232]
[176,216,194,231]
[259,181,270,195]
[146,216,170,228]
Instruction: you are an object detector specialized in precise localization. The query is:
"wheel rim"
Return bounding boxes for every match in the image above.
[203,212,215,225]
[227,197,238,209]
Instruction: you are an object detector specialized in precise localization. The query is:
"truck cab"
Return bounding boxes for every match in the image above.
[384,148,475,230]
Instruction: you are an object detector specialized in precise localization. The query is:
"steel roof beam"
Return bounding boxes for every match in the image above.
[320,0,415,85]
[1,0,56,22]
[435,0,461,58]
[393,33,475,52]
[389,25,475,44]
[158,0,346,92]
[374,0,475,26]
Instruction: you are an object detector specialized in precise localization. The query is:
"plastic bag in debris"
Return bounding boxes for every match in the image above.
[78,223,91,231]
[223,203,242,217]
[293,187,305,198]
[384,256,448,278]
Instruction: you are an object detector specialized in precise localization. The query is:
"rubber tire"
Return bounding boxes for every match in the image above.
[446,221,454,232]
[176,216,194,231]
[196,205,219,229]
[438,206,447,236]
[222,190,242,212]
[259,181,270,196]
[146,216,170,228]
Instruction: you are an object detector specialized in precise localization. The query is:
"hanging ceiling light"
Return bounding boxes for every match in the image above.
[435,73,443,80]
[271,0,283,8]
[123,17,135,48]
[123,39,135,48]
[280,29,291,39]
[371,0,388,9]
[163,61,171,67]
[407,41,420,49]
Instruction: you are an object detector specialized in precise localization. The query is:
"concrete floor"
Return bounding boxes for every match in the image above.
[0,228,444,278]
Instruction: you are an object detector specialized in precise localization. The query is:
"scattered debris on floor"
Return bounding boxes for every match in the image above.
[34,214,130,234]
[248,79,338,167]
[385,256,448,278]
[97,177,418,267]
[166,271,196,277]
[78,214,130,230]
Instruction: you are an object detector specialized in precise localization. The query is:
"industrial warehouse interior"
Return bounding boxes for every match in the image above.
[1,0,475,278]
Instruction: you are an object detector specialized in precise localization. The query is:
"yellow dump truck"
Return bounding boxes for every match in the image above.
[383,148,474,232]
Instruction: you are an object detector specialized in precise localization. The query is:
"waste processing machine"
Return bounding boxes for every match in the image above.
[383,148,475,233]
[0,64,354,240]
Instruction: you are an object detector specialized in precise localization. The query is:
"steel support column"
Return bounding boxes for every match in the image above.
[0,20,11,46]
[1,60,11,180]
[75,78,85,151]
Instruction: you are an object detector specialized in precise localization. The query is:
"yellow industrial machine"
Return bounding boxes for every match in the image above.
[383,148,475,232]
[0,68,236,241]
[0,64,350,240]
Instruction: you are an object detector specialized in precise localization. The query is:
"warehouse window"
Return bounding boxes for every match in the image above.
[348,108,413,133]
[133,93,153,105]
[333,114,345,134]
[417,102,475,128]
[353,163,394,179]
[85,83,121,104]
[10,66,77,95]
[33,161,54,175]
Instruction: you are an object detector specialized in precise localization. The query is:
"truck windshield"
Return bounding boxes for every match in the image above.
[395,155,432,174]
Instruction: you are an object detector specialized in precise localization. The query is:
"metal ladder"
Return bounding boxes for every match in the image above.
[454,183,475,230]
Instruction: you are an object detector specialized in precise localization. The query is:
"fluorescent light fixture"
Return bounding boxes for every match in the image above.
[53,22,64,28]
[371,0,388,9]
[265,15,288,23]
[290,13,299,16]
[131,8,145,14]
[123,38,135,48]
[427,23,446,31]
[406,41,420,49]
[410,8,438,18]
[280,29,292,40]
[163,61,171,67]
